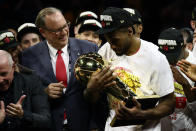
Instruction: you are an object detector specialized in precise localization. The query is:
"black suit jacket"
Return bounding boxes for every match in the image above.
[21,38,108,131]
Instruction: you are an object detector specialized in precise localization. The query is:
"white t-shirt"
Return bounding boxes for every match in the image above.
[142,39,159,50]
[161,51,196,131]
[184,50,196,131]
[184,101,196,131]
[99,40,158,62]
[161,68,187,131]
[186,50,196,64]
[191,42,196,58]
[98,39,174,131]
[181,50,196,87]
[98,42,117,62]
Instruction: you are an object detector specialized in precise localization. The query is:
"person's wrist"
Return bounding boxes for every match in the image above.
[139,110,147,119]
[0,116,5,124]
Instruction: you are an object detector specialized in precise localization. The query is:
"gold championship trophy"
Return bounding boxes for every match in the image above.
[74,52,159,127]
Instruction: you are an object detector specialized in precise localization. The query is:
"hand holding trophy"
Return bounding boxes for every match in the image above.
[74,52,136,101]
[74,52,159,127]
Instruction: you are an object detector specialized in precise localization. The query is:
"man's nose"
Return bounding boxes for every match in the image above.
[30,41,35,46]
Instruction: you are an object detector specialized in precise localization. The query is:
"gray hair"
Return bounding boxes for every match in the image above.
[0,50,14,67]
[35,7,63,29]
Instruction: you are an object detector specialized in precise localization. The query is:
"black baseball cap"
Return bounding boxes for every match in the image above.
[75,11,98,26]
[96,7,134,35]
[158,28,184,65]
[78,19,102,33]
[123,8,142,24]
[17,23,40,42]
[192,7,196,20]
[0,30,20,50]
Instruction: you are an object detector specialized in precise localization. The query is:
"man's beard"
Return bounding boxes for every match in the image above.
[115,44,130,56]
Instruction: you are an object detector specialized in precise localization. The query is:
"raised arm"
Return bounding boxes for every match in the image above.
[177,59,196,82]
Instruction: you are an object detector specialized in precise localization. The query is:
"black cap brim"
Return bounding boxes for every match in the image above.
[160,49,181,65]
[17,27,40,42]
[95,27,119,35]
[78,25,101,33]
[0,42,20,50]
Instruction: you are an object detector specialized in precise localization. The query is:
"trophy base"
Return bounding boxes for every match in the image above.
[110,96,159,127]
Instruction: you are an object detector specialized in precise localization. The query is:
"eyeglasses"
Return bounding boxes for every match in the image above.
[44,21,71,35]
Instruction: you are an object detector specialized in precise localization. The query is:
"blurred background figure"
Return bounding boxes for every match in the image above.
[0,30,31,73]
[76,19,102,47]
[194,28,196,45]
[17,23,42,50]
[180,27,193,51]
[176,59,196,130]
[190,7,196,30]
[191,27,196,58]
[157,27,195,131]
[74,11,98,37]
[7,28,17,40]
[159,27,196,67]
[190,7,196,58]
[158,27,196,87]
[123,8,143,38]
[0,30,21,67]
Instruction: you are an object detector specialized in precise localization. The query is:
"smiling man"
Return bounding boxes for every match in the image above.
[21,7,108,131]
[0,50,51,131]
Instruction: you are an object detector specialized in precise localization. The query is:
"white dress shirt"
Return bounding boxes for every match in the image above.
[47,41,70,84]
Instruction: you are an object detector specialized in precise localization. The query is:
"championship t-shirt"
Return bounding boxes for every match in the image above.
[98,39,174,131]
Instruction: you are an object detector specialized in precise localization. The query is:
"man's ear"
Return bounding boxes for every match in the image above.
[39,28,46,38]
[12,62,16,70]
[190,20,196,30]
[138,24,143,34]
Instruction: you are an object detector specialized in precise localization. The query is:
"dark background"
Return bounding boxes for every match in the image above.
[0,0,196,44]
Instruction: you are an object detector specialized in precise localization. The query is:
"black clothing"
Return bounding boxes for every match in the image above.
[0,72,51,131]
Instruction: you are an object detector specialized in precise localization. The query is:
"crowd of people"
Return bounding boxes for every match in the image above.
[0,6,196,131]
